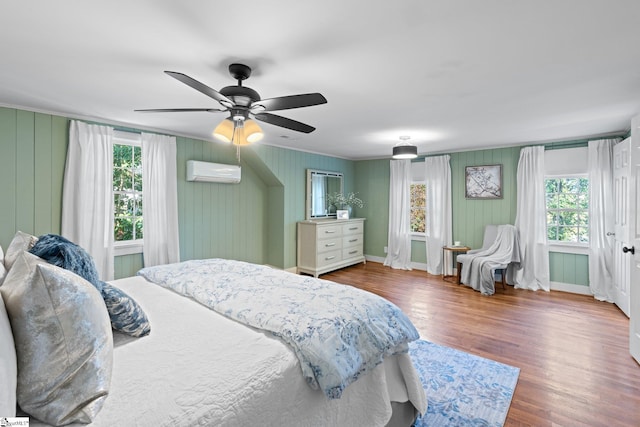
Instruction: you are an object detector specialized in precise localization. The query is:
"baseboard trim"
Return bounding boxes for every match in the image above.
[550,281,592,295]
[365,255,429,272]
[365,255,385,264]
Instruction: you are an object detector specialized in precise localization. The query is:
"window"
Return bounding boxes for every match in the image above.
[113,135,143,253]
[410,182,426,234]
[545,176,589,244]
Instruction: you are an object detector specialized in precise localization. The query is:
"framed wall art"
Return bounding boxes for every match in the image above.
[465,164,503,199]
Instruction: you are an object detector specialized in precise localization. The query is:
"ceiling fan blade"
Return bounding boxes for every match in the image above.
[251,93,327,112]
[135,108,226,113]
[253,113,316,133]
[165,71,235,108]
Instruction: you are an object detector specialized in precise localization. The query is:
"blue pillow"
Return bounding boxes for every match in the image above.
[30,234,150,337]
[100,281,151,337]
[29,234,103,292]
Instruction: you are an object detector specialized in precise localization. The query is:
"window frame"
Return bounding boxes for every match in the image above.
[410,181,426,241]
[113,132,144,256]
[544,174,589,253]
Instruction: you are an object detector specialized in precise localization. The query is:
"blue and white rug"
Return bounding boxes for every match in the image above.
[409,340,519,427]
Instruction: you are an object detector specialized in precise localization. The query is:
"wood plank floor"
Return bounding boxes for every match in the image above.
[322,261,640,427]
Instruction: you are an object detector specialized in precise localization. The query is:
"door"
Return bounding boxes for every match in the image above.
[613,138,631,317]
[629,113,640,365]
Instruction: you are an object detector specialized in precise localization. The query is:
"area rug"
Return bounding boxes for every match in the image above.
[409,340,519,427]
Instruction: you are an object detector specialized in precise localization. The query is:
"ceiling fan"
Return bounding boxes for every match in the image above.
[136,63,327,145]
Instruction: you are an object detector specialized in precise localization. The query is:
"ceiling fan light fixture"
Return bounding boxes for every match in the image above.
[213,118,234,142]
[244,119,264,143]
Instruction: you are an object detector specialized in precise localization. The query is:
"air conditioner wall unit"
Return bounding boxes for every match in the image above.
[186,160,241,183]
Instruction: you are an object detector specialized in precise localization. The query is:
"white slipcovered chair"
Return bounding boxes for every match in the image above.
[456,224,521,295]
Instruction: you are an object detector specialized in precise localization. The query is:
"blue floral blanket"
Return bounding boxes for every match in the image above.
[137,258,419,399]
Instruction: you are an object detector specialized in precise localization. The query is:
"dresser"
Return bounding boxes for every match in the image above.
[297,218,366,277]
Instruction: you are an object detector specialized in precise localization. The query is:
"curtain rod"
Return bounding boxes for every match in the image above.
[409,134,627,160]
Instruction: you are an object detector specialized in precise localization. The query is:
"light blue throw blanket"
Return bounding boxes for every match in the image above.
[138,258,419,399]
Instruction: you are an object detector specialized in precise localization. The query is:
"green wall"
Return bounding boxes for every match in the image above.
[0,109,67,245]
[176,137,268,265]
[450,148,520,248]
[354,159,390,257]
[549,252,589,286]
[250,144,356,269]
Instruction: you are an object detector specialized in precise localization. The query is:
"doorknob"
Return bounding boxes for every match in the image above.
[623,246,635,255]
[606,232,615,236]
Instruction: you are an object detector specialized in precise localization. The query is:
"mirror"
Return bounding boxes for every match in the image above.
[306,169,343,219]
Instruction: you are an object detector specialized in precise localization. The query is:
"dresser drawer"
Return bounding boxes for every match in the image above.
[342,246,363,260]
[316,249,342,267]
[317,238,342,253]
[318,224,342,237]
[342,222,363,235]
[342,234,362,249]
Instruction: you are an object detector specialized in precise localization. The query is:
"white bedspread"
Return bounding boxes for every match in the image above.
[138,258,419,399]
[27,275,426,427]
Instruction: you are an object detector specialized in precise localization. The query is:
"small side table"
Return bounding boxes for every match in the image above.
[442,246,470,283]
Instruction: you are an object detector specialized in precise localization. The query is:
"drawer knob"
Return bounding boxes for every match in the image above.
[349,250,358,255]
[325,243,336,247]
[349,227,358,230]
[325,230,336,234]
[325,255,336,260]
[349,239,358,243]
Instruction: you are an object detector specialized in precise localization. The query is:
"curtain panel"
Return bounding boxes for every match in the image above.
[62,120,115,280]
[384,159,412,270]
[141,133,180,267]
[514,146,550,291]
[424,155,452,275]
[588,138,618,302]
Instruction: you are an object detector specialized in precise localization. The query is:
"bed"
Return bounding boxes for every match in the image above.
[0,233,427,426]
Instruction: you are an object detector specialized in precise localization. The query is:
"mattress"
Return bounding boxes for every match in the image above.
[28,275,426,426]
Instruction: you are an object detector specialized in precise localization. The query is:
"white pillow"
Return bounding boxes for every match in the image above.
[0,251,113,425]
[4,231,38,271]
[0,244,6,283]
[0,292,17,417]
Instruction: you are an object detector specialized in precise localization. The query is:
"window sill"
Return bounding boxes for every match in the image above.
[547,243,589,255]
[411,234,426,242]
[114,241,144,256]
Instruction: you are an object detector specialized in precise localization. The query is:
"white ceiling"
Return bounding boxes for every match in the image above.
[2,1,639,160]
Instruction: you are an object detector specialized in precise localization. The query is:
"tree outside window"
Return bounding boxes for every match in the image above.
[411,183,426,233]
[113,143,143,243]
[545,177,588,244]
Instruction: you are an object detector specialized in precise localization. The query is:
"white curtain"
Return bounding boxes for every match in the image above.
[588,138,617,302]
[141,132,180,267]
[62,120,114,280]
[514,146,550,291]
[384,159,412,270]
[424,155,452,275]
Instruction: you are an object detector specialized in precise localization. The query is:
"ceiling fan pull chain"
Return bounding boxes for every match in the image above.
[236,145,241,163]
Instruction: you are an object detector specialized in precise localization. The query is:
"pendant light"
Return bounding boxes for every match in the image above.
[392,136,418,159]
